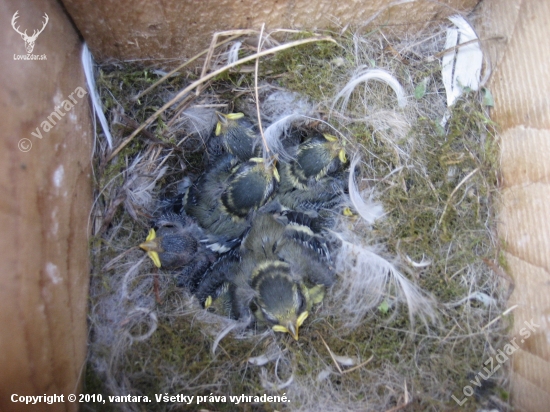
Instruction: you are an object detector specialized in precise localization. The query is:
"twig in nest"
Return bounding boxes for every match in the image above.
[482,304,518,331]
[384,380,410,412]
[107,35,338,162]
[197,29,259,96]
[167,79,214,128]
[132,34,244,102]
[254,23,269,156]
[115,111,162,143]
[318,333,373,375]
[318,333,344,374]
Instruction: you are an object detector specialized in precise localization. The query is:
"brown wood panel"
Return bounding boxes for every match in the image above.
[479,0,550,410]
[61,0,478,64]
[0,0,92,411]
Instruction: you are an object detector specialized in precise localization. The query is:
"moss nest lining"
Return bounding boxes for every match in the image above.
[85,18,512,412]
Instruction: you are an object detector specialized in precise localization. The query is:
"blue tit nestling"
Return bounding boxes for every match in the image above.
[220,157,280,218]
[185,155,280,252]
[194,249,241,316]
[275,173,345,217]
[232,212,335,340]
[282,133,347,191]
[139,213,215,270]
[215,112,261,162]
[272,132,347,221]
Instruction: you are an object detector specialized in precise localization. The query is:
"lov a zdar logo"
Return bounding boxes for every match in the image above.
[11,10,49,54]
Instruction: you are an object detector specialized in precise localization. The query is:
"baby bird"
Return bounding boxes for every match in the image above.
[282,133,347,191]
[215,112,261,162]
[185,155,280,252]
[194,250,241,316]
[273,133,347,219]
[221,158,280,218]
[275,174,345,217]
[139,213,215,271]
[232,211,335,340]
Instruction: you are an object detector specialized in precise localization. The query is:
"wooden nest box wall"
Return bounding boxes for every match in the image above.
[0,0,548,411]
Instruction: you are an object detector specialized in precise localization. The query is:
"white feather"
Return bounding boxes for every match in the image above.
[260,369,294,391]
[227,41,242,65]
[333,355,356,367]
[442,15,482,106]
[171,106,217,138]
[262,114,302,161]
[248,349,281,366]
[445,291,497,308]
[332,68,407,112]
[122,154,168,219]
[211,317,252,355]
[261,90,318,161]
[316,368,333,382]
[348,156,384,225]
[404,254,432,268]
[81,43,113,148]
[262,90,316,121]
[123,307,158,342]
[331,232,437,328]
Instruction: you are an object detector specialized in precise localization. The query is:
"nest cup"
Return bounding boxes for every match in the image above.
[2,1,549,412]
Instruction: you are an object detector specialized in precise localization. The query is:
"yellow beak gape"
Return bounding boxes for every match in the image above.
[272,311,309,341]
[323,133,338,142]
[296,311,309,327]
[339,148,348,163]
[139,228,162,268]
[215,112,245,136]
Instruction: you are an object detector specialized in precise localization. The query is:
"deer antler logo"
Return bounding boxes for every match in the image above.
[11,10,49,54]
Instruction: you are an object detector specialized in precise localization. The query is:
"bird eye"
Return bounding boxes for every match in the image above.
[261,308,279,325]
[297,291,307,313]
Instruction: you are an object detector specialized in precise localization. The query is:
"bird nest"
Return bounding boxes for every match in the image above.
[86,16,512,412]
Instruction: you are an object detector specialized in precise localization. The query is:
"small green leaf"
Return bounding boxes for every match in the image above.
[414,78,428,100]
[378,300,390,314]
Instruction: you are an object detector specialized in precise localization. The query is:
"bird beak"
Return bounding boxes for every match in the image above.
[343,207,355,216]
[287,322,299,341]
[273,322,299,340]
[139,228,162,268]
[323,133,338,142]
[273,167,280,182]
[338,148,348,163]
[215,112,226,136]
[272,157,280,182]
[215,112,245,135]
[272,311,309,341]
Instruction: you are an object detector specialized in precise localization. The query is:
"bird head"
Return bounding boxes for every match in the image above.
[139,215,203,269]
[139,228,162,268]
[215,112,245,136]
[249,157,280,182]
[220,158,280,219]
[251,261,313,340]
[215,112,260,161]
[322,133,347,164]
